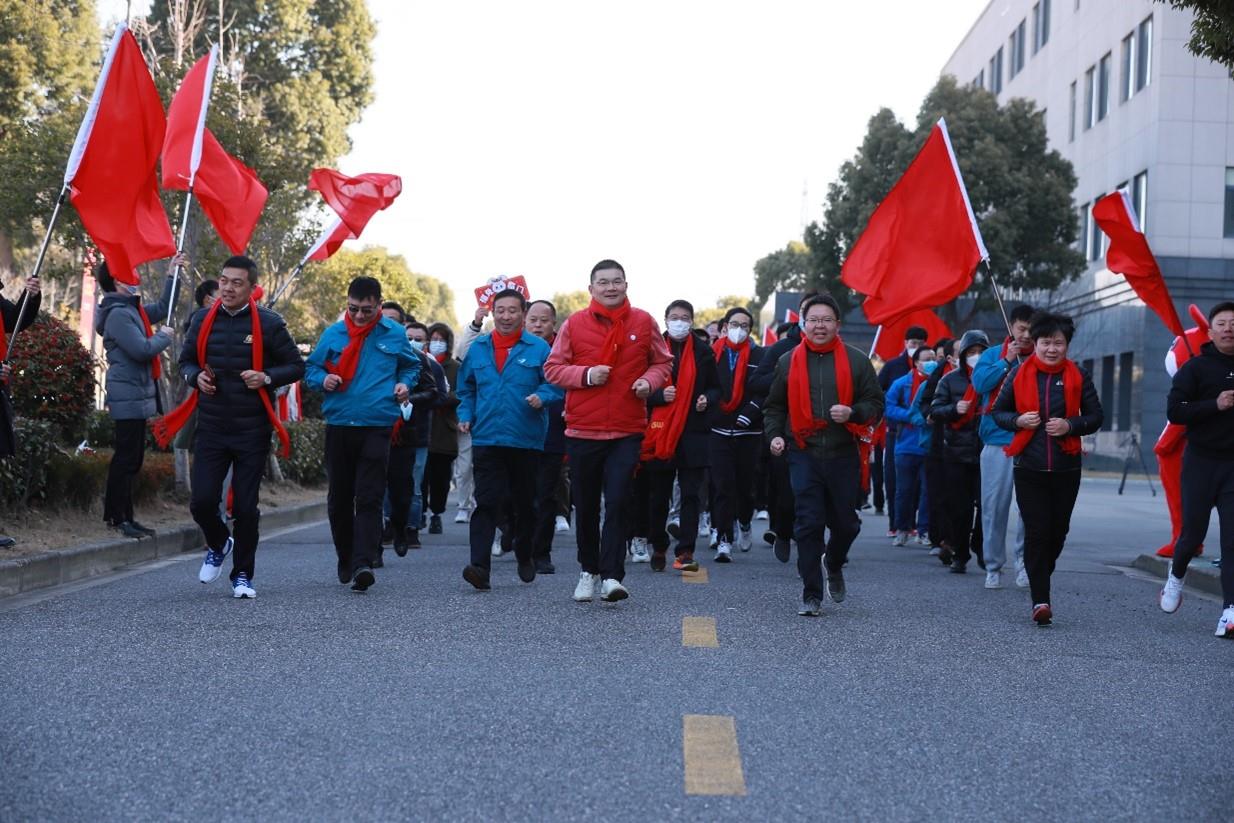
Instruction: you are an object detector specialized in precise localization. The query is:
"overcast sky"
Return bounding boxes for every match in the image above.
[102,0,991,324]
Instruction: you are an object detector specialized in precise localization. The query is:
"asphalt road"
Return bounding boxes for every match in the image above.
[1,476,1230,821]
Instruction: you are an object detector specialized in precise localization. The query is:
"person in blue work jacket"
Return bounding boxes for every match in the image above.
[306,276,419,593]
[885,345,936,547]
[457,287,564,592]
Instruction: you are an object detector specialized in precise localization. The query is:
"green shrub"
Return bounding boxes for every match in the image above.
[45,449,110,510]
[7,313,96,444]
[84,410,115,449]
[277,418,326,485]
[0,419,56,507]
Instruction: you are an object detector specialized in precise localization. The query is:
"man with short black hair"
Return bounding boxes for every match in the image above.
[307,275,419,592]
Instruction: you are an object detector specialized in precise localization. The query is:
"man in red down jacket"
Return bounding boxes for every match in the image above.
[545,259,673,604]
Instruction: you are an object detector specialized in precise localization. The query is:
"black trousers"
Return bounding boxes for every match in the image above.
[945,461,983,566]
[567,434,641,581]
[787,450,861,601]
[425,452,455,515]
[104,418,147,525]
[190,431,270,581]
[387,442,415,537]
[709,434,760,542]
[925,455,947,547]
[470,445,537,570]
[657,465,704,555]
[768,453,795,541]
[870,443,885,511]
[1014,468,1081,605]
[532,451,566,560]
[883,432,898,529]
[1171,448,1234,605]
[326,425,391,575]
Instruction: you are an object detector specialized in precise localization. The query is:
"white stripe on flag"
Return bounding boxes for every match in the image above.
[301,216,344,265]
[936,117,990,262]
[1118,188,1141,233]
[188,44,220,186]
[64,23,128,185]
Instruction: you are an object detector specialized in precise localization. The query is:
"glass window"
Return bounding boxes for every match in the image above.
[1136,16,1152,92]
[990,47,1004,94]
[1069,81,1077,141]
[973,69,985,89]
[1088,199,1104,261]
[1033,3,1043,55]
[1078,202,1089,255]
[1121,33,1135,103]
[1097,52,1112,121]
[1133,171,1148,231]
[1224,168,1234,238]
[1083,66,1095,129]
[1040,0,1051,48]
[1010,20,1026,78]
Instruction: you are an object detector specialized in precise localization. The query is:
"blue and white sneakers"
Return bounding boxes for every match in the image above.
[232,572,256,599]
[198,537,234,583]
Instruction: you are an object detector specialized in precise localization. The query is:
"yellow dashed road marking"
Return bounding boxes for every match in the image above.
[682,567,709,584]
[683,714,747,796]
[682,616,718,647]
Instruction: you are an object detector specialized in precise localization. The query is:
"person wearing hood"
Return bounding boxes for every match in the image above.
[96,256,182,539]
[929,329,990,574]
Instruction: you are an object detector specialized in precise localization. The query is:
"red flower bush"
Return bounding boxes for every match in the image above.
[7,313,97,444]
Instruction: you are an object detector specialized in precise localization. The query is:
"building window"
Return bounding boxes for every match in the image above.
[1132,171,1148,230]
[1083,66,1095,129]
[1100,355,1115,431]
[1224,168,1234,238]
[1033,0,1051,53]
[1079,202,1089,254]
[1136,16,1152,93]
[1069,81,1077,141]
[989,47,1004,94]
[1010,20,1027,78]
[1117,352,1134,432]
[1121,32,1135,103]
[973,69,985,89]
[1088,199,1104,261]
[1097,52,1112,121]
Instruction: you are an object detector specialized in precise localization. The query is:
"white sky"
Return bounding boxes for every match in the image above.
[101,0,992,324]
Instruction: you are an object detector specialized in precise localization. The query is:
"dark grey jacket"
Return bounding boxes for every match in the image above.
[991,362,1103,472]
[928,366,982,464]
[96,278,175,421]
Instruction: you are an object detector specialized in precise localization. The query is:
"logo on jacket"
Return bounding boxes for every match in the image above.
[244,335,253,344]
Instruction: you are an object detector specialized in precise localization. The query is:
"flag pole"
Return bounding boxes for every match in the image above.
[868,325,883,359]
[164,189,194,325]
[6,184,69,358]
[267,259,307,310]
[981,259,1013,338]
[268,214,342,309]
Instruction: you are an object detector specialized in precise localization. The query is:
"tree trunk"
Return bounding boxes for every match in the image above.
[267,452,284,484]
[174,447,191,492]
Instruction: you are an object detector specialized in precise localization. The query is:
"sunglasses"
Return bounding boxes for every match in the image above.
[346,304,377,317]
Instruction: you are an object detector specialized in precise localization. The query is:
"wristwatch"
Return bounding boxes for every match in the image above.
[263,373,272,386]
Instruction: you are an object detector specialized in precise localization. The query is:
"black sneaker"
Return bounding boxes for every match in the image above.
[798,597,822,617]
[517,557,537,583]
[666,520,681,540]
[0,535,15,549]
[114,521,147,539]
[372,551,384,569]
[429,515,443,535]
[938,547,954,566]
[650,549,667,572]
[949,560,967,574]
[763,530,776,546]
[130,520,157,536]
[463,565,491,591]
[351,567,375,592]
[393,540,409,558]
[337,558,350,584]
[535,558,555,575]
[406,529,421,549]
[774,538,791,564]
[826,568,846,603]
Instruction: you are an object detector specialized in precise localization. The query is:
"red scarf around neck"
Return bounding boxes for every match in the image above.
[326,311,380,390]
[151,298,290,457]
[712,337,751,413]
[135,303,162,380]
[433,351,448,364]
[491,327,521,372]
[909,368,926,402]
[588,298,631,367]
[641,333,699,462]
[950,363,980,429]
[1004,354,1083,458]
[788,334,864,448]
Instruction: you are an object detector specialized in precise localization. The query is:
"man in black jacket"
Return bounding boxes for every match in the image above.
[1159,301,1234,636]
[709,306,763,562]
[180,256,304,598]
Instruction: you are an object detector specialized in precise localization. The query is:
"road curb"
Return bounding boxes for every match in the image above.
[0,500,327,599]
[1131,553,1223,598]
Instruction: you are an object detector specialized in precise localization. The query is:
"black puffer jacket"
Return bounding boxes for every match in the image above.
[917,363,950,459]
[646,330,722,467]
[929,366,982,464]
[991,362,1102,472]
[711,340,764,434]
[178,302,304,444]
[395,351,447,448]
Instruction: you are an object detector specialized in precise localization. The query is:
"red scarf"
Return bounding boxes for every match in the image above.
[984,338,1031,413]
[950,365,979,429]
[588,298,631,367]
[641,334,699,462]
[787,334,864,448]
[433,351,448,364]
[151,298,290,457]
[136,303,161,380]
[712,337,751,413]
[491,327,521,372]
[909,368,925,402]
[325,311,380,389]
[1005,354,1083,458]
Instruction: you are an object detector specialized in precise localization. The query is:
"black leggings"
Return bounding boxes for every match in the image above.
[424,452,455,515]
[1171,448,1234,606]
[1014,468,1081,606]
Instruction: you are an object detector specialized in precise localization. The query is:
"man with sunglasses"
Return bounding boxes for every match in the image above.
[306,276,419,592]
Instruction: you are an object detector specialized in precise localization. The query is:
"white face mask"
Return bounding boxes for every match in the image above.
[428,340,448,355]
[726,326,748,345]
[966,353,981,370]
[906,342,921,356]
[666,320,691,340]
[409,339,425,353]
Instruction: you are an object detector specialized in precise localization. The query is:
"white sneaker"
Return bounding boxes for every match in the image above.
[891,531,908,547]
[754,509,769,521]
[715,541,733,563]
[1160,573,1185,614]
[554,515,570,533]
[1216,607,1234,637]
[630,537,651,564]
[231,572,256,598]
[600,578,629,602]
[708,528,718,549]
[737,526,752,552]
[573,572,600,602]
[699,512,711,533]
[491,530,504,557]
[985,570,1002,589]
[928,546,942,557]
[454,509,470,524]
[198,537,233,583]
[1015,560,1029,589]
[915,534,931,547]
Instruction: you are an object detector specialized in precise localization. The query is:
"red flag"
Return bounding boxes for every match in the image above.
[762,324,779,347]
[163,49,267,253]
[870,308,952,362]
[842,119,987,325]
[67,25,175,285]
[305,216,351,263]
[1092,191,1185,338]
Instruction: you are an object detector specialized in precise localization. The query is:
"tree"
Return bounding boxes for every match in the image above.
[550,290,590,322]
[407,273,456,328]
[696,295,753,329]
[1165,1,1234,74]
[752,240,811,314]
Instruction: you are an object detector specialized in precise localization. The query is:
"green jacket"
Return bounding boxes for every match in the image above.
[763,342,884,460]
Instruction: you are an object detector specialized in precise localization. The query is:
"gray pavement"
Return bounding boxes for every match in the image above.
[1,477,1231,821]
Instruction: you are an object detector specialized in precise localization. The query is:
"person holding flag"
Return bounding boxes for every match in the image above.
[167,257,303,598]
[764,294,883,617]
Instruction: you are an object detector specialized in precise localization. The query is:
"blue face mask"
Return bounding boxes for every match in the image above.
[921,360,939,375]
[409,339,424,353]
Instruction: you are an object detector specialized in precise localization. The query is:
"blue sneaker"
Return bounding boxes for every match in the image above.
[232,572,256,599]
[198,537,234,583]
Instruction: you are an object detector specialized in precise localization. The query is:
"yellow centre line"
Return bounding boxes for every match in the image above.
[682,616,718,647]
[682,567,709,584]
[683,714,747,796]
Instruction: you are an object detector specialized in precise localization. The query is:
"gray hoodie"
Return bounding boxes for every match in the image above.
[95,278,175,420]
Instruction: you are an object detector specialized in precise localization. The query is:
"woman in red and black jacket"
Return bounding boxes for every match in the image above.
[992,311,1102,626]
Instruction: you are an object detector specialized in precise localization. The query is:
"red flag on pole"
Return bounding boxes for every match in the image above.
[66,25,175,285]
[762,324,779,348]
[869,308,952,362]
[841,119,987,325]
[162,48,267,253]
[304,169,402,261]
[1092,190,1185,338]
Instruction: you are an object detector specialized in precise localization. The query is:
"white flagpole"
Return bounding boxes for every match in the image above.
[868,325,883,359]
[267,217,343,309]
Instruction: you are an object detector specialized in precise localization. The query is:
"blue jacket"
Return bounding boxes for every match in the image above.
[885,372,927,456]
[970,342,1021,447]
[908,380,933,452]
[305,316,420,427]
[458,330,563,450]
